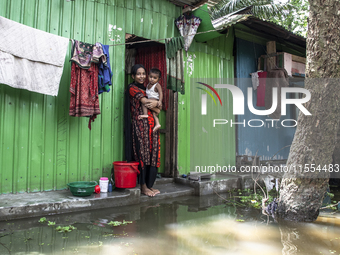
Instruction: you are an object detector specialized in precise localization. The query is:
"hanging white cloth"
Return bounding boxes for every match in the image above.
[0,16,69,96]
[251,70,264,90]
[251,72,259,90]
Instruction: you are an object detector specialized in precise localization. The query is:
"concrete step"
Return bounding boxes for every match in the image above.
[140,182,194,203]
[175,173,241,196]
[0,181,193,221]
[0,173,257,221]
[0,188,140,221]
[154,177,174,185]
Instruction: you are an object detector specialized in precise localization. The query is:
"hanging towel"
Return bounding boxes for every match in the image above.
[98,44,113,94]
[0,16,69,96]
[256,71,267,107]
[251,72,259,90]
[165,37,185,95]
[165,36,184,59]
[265,68,289,119]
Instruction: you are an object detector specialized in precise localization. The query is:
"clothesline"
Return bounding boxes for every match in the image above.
[69,28,222,47]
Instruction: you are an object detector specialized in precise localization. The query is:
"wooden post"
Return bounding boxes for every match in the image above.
[164,90,173,177]
[173,91,178,178]
[266,41,276,71]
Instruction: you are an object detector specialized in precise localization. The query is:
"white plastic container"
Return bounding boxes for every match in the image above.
[99,177,109,192]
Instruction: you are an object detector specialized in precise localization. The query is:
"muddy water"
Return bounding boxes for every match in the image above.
[0,194,340,255]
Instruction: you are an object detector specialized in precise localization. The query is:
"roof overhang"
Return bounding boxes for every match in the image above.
[236,17,306,49]
[193,4,306,50]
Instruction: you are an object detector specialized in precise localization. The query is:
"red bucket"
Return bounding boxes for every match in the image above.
[113,161,140,188]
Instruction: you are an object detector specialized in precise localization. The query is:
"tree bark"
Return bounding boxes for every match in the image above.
[276,0,340,221]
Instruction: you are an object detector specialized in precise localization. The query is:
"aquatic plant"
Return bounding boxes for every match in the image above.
[38,217,47,223]
[55,225,77,233]
[108,220,133,227]
[48,221,56,226]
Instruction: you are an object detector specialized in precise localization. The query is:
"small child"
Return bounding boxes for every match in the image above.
[139,68,163,132]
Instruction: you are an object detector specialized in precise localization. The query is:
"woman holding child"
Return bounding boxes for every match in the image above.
[124,64,162,197]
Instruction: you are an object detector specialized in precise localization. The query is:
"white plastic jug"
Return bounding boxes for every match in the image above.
[99,177,109,192]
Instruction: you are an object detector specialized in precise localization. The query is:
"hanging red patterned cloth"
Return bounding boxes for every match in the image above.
[69,62,100,130]
[256,71,267,107]
[135,45,169,110]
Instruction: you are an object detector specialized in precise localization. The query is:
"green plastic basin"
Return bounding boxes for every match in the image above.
[67,181,97,197]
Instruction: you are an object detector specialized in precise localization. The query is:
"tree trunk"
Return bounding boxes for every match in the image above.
[331,128,340,182]
[276,0,340,221]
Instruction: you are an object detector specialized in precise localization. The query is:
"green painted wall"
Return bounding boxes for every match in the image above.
[0,0,180,194]
[177,32,236,175]
[0,0,236,193]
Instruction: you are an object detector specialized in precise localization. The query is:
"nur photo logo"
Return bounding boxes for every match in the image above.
[196,80,312,128]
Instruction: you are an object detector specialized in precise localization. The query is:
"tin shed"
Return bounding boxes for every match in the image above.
[191,6,307,165]
[0,0,238,194]
[233,18,306,161]
[0,0,184,194]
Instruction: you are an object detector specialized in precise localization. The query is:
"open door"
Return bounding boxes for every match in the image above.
[125,34,178,178]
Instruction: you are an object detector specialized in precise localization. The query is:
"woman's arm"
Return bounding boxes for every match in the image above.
[129,85,160,114]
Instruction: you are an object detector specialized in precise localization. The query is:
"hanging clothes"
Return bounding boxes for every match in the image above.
[175,14,202,52]
[69,40,106,129]
[98,44,113,94]
[69,62,100,130]
[251,72,259,90]
[265,68,289,119]
[0,16,69,96]
[165,37,185,95]
[135,45,168,110]
[165,36,184,59]
[256,71,267,107]
[70,40,105,69]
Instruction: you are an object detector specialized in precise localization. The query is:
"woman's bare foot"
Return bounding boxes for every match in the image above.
[153,124,161,133]
[150,188,160,195]
[138,115,148,120]
[141,185,155,197]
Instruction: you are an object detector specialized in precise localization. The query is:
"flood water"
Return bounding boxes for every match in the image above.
[1,193,340,255]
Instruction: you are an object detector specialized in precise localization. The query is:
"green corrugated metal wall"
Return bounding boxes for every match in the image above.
[177,32,236,175]
[0,0,181,194]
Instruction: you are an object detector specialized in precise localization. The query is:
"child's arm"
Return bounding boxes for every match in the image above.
[141,97,161,114]
[155,83,163,109]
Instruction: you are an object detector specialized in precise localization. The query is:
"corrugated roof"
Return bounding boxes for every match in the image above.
[207,5,306,48]
[238,17,306,48]
[211,6,253,30]
[169,0,222,9]
[169,0,207,7]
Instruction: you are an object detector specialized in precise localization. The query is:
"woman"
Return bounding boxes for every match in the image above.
[124,64,161,197]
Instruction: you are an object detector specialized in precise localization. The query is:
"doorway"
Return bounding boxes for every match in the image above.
[125,34,178,178]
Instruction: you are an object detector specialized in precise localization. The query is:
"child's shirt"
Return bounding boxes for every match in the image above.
[146,83,159,100]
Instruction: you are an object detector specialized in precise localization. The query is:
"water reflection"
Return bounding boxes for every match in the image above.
[0,194,340,255]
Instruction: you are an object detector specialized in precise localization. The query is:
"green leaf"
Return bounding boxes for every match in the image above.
[38,217,47,223]
[48,221,56,226]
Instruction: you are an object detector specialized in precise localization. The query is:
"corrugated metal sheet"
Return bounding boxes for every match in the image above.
[177,33,236,175]
[235,38,296,160]
[0,0,181,194]
[193,5,222,43]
